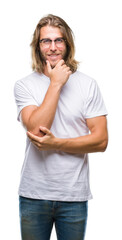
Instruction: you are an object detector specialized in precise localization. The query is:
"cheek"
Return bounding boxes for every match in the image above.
[39,48,49,62]
[39,47,47,56]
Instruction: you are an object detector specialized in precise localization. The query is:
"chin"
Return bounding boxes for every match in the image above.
[50,64,57,68]
[50,61,58,68]
[50,59,62,68]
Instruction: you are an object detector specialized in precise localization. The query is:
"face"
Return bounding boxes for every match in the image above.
[39,25,67,70]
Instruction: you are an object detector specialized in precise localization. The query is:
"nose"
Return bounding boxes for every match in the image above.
[50,40,57,51]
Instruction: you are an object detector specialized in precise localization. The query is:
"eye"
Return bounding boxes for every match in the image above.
[43,39,51,44]
[55,38,64,43]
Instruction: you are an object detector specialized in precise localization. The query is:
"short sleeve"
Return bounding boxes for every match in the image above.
[14,81,38,121]
[84,79,108,119]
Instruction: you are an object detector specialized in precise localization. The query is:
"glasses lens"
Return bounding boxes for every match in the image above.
[55,38,64,47]
[42,39,51,47]
[40,38,65,48]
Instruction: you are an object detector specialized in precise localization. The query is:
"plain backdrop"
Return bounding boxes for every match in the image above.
[0,0,122,239]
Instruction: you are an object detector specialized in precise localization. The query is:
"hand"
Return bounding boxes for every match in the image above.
[46,60,72,88]
[27,126,57,151]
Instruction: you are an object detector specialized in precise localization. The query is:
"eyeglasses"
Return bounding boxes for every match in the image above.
[39,37,66,48]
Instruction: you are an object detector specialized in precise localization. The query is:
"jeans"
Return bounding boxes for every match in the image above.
[19,196,88,240]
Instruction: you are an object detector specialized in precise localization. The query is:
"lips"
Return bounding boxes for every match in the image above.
[48,53,60,56]
[47,54,61,60]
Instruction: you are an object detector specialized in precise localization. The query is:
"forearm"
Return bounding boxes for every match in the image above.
[28,83,61,135]
[21,60,71,136]
[55,133,108,154]
[27,115,108,153]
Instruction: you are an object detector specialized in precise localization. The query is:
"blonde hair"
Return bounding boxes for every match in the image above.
[30,14,79,73]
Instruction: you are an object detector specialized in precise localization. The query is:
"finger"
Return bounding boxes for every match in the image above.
[31,140,42,150]
[39,126,51,135]
[67,70,72,75]
[61,64,68,70]
[66,67,71,72]
[64,66,71,72]
[31,139,40,147]
[27,131,41,142]
[56,59,65,67]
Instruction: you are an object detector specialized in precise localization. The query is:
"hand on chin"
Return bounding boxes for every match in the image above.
[49,59,60,69]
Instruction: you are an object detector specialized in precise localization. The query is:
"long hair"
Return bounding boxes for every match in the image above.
[30,14,79,73]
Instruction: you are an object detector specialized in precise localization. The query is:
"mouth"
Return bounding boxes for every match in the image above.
[47,54,61,60]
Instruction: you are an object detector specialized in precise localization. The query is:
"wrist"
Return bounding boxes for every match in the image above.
[49,83,62,94]
[54,137,66,151]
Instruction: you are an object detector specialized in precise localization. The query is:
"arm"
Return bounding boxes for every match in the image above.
[27,115,108,154]
[55,115,108,153]
[21,60,71,136]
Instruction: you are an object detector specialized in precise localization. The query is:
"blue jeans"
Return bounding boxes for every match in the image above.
[19,196,88,240]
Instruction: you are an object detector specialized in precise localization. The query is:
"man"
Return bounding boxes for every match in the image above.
[14,14,108,240]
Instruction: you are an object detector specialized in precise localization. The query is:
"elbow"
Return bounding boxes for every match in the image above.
[98,129,108,152]
[27,127,45,137]
[100,138,108,152]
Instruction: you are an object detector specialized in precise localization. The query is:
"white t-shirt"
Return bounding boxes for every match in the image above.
[14,71,107,201]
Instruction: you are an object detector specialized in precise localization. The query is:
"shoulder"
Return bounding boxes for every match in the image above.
[70,70,95,85]
[69,70,97,95]
[14,72,48,93]
[14,72,40,87]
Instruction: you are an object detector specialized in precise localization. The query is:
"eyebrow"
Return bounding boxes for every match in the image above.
[39,37,64,42]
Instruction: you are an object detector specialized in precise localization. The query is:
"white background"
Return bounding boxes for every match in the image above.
[0,0,122,239]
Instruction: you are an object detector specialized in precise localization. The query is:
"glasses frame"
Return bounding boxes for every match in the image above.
[39,37,66,48]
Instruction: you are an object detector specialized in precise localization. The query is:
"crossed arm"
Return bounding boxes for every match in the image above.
[27,115,108,154]
[21,60,108,154]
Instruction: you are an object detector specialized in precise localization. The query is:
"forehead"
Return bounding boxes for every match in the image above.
[40,25,63,39]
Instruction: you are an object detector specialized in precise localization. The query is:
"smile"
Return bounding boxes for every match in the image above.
[47,54,61,60]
